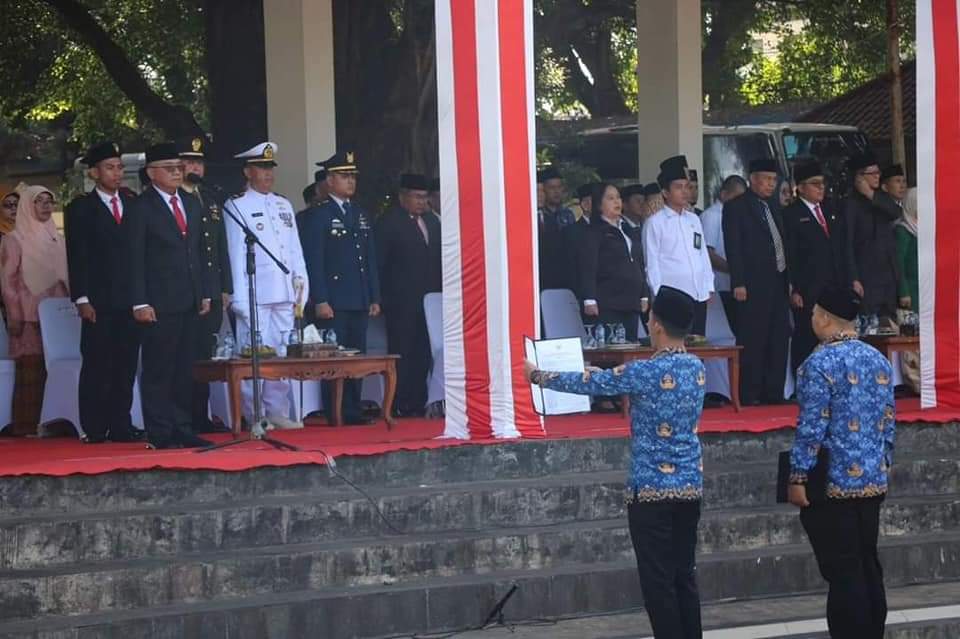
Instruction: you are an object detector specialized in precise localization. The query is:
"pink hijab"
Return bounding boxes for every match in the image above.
[9,185,69,295]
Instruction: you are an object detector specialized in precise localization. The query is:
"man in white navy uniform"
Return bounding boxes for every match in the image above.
[224,142,308,429]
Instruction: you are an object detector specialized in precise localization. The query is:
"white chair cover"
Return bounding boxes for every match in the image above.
[704,295,734,398]
[38,297,83,436]
[360,315,388,407]
[424,293,445,407]
[0,320,14,433]
[541,289,587,339]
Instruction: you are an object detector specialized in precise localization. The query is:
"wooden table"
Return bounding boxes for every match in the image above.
[860,335,919,359]
[584,344,744,414]
[193,355,399,436]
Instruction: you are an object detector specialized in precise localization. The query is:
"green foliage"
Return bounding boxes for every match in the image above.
[0,0,207,148]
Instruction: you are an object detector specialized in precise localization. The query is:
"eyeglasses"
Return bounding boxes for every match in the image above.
[34,196,56,206]
[151,163,185,174]
[1,202,17,210]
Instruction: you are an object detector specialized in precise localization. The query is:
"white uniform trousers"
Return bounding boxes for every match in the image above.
[235,302,294,421]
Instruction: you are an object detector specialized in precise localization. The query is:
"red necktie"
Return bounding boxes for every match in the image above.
[170,195,187,237]
[813,204,829,237]
[110,196,121,225]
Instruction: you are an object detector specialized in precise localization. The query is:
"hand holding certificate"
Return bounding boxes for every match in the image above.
[524,336,592,415]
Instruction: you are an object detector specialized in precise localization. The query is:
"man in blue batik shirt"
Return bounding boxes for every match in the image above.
[787,286,896,639]
[525,286,706,639]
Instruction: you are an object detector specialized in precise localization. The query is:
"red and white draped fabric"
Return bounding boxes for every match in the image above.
[918,0,960,408]
[435,0,544,439]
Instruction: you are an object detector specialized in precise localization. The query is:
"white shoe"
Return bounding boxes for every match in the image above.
[266,414,304,430]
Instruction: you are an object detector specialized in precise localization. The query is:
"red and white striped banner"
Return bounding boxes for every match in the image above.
[435,0,543,439]
[918,0,960,408]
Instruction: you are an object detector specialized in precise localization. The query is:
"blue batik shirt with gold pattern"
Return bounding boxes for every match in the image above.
[790,338,896,499]
[541,352,705,503]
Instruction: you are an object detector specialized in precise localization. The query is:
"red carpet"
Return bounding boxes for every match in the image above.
[0,398,955,477]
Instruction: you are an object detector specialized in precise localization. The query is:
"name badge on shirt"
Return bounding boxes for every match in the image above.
[251,212,264,218]
[693,232,702,250]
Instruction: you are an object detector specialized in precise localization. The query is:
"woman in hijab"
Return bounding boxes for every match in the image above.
[895,187,920,394]
[895,187,918,312]
[0,185,70,435]
[0,191,19,235]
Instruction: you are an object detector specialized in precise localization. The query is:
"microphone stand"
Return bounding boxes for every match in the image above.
[198,185,299,453]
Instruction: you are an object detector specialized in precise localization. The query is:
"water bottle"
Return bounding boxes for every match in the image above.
[222,335,235,359]
[615,323,626,344]
[594,323,606,348]
[276,332,288,358]
[325,329,338,345]
[868,314,879,335]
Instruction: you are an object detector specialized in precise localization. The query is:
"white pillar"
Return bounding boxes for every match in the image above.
[262,0,337,198]
[635,0,703,197]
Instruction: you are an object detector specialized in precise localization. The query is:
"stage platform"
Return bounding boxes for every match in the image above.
[0,397,954,478]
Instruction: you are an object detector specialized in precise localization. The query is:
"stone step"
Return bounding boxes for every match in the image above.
[0,536,958,638]
[1,422,955,516]
[2,456,957,570]
[1,508,959,622]
[452,581,960,639]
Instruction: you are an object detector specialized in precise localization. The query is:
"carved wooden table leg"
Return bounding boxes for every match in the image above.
[331,378,345,426]
[229,368,244,437]
[383,360,397,429]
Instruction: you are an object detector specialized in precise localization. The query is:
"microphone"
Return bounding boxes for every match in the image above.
[186,172,226,197]
[185,173,204,186]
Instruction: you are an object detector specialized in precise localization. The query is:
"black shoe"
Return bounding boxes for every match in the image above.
[147,439,182,450]
[193,419,230,434]
[744,399,762,407]
[82,433,108,444]
[108,428,145,443]
[177,432,215,448]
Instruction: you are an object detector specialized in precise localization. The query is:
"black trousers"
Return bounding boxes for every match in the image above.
[628,500,702,639]
[596,309,640,343]
[140,311,198,446]
[78,311,140,439]
[316,311,368,421]
[719,291,738,337]
[800,497,887,639]
[691,301,707,337]
[736,275,790,404]
[191,301,223,429]
[384,305,431,413]
[791,304,818,375]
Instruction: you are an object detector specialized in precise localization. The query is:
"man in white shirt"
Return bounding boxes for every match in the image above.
[224,142,309,430]
[700,175,747,335]
[643,155,715,336]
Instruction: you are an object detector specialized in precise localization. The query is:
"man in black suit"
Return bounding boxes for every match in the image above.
[375,173,442,416]
[782,161,852,372]
[722,158,790,405]
[125,143,214,449]
[64,141,143,444]
[177,136,233,434]
[844,152,903,323]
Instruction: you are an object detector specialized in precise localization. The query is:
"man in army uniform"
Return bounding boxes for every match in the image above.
[299,151,381,425]
[224,142,308,430]
[178,136,233,433]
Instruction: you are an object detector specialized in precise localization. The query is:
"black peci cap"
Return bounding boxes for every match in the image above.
[643,182,662,196]
[748,158,779,174]
[620,184,644,199]
[881,164,905,181]
[793,160,824,184]
[399,173,430,191]
[83,141,121,167]
[816,286,862,321]
[847,151,878,174]
[144,142,179,165]
[652,286,696,333]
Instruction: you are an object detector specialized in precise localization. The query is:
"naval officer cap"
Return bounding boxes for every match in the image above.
[399,173,430,191]
[176,135,207,159]
[235,142,278,167]
[652,286,696,333]
[82,141,122,167]
[816,286,862,321]
[323,150,359,174]
[793,160,824,184]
